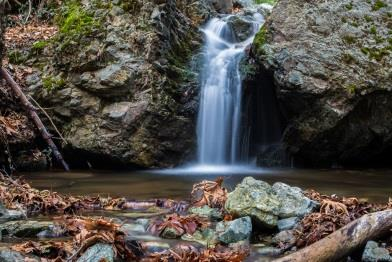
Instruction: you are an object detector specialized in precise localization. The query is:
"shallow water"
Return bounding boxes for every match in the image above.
[22,168,392,203]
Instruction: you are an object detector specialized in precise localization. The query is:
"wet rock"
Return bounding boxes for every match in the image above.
[135,218,150,230]
[0,248,25,262]
[0,220,53,238]
[273,183,319,218]
[120,223,146,234]
[249,0,392,167]
[161,227,183,239]
[256,246,282,257]
[182,228,218,247]
[362,241,392,262]
[227,15,255,42]
[216,216,252,244]
[77,243,114,262]
[0,204,25,222]
[143,241,170,253]
[272,230,296,249]
[209,0,233,13]
[188,205,222,221]
[225,177,280,228]
[277,217,300,231]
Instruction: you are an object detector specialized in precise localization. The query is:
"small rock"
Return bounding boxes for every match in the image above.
[181,228,218,247]
[143,241,170,253]
[256,246,282,257]
[135,218,150,230]
[77,243,114,262]
[272,230,296,249]
[188,205,222,221]
[216,216,252,244]
[277,217,300,231]
[161,227,183,239]
[362,241,392,262]
[120,223,146,234]
[0,220,53,238]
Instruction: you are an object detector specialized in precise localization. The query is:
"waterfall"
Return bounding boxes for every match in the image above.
[197,14,264,166]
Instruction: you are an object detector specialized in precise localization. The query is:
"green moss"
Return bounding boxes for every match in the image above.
[254,26,268,55]
[42,75,66,90]
[121,0,142,12]
[351,21,359,27]
[370,26,377,34]
[342,52,356,64]
[7,50,28,64]
[32,40,49,50]
[373,0,387,11]
[346,84,357,94]
[364,15,373,22]
[345,2,353,10]
[254,0,276,5]
[361,46,391,61]
[343,35,356,44]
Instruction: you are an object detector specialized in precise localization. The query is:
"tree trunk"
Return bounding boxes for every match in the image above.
[274,210,392,262]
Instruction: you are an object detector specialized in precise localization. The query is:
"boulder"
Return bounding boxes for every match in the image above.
[247,0,392,167]
[362,241,392,262]
[216,216,252,244]
[277,217,300,231]
[225,177,317,228]
[225,177,280,228]
[77,243,114,262]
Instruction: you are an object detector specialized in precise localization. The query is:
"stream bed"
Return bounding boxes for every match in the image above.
[22,168,392,203]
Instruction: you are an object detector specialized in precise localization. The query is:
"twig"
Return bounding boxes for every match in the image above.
[0,68,70,171]
[28,95,68,145]
[23,0,32,24]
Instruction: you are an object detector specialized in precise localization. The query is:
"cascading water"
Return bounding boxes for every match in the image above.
[196,13,264,167]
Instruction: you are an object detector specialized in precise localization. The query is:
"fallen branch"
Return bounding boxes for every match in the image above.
[274,210,392,262]
[0,67,70,171]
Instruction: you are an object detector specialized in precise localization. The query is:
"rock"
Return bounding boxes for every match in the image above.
[188,205,223,221]
[248,0,392,167]
[181,228,218,247]
[362,241,392,262]
[272,230,296,249]
[161,227,183,239]
[256,246,282,257]
[277,217,300,231]
[0,248,25,262]
[225,177,316,228]
[273,182,319,218]
[0,204,25,222]
[225,177,280,228]
[0,220,53,238]
[216,216,252,244]
[77,243,114,262]
[135,218,150,230]
[120,223,146,234]
[209,0,233,13]
[143,242,170,253]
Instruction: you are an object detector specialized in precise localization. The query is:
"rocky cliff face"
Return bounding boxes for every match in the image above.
[247,0,392,166]
[26,0,214,168]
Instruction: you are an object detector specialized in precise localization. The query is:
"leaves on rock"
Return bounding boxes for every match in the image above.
[191,178,227,209]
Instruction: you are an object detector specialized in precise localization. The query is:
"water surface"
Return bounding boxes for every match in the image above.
[22,168,392,203]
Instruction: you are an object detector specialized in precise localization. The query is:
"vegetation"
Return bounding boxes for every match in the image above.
[373,0,388,11]
[254,0,276,5]
[254,26,268,55]
[42,75,66,90]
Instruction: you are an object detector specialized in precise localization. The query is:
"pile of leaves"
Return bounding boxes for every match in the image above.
[12,216,144,261]
[142,244,249,262]
[0,173,189,216]
[149,213,210,237]
[295,190,384,247]
[191,177,227,209]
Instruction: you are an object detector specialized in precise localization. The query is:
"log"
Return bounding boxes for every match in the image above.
[274,210,392,262]
[0,68,70,171]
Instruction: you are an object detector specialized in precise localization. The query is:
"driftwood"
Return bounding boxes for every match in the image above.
[274,210,392,262]
[0,68,70,171]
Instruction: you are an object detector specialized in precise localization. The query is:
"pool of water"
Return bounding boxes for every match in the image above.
[21,168,392,203]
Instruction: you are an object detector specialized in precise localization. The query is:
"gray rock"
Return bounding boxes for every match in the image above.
[225,177,280,228]
[188,205,223,221]
[135,218,150,230]
[362,241,392,262]
[0,248,25,262]
[120,223,146,234]
[225,177,316,228]
[161,227,183,239]
[77,243,114,262]
[277,217,300,231]
[273,182,319,218]
[143,241,170,253]
[0,220,53,238]
[216,216,252,244]
[272,230,296,249]
[181,228,218,247]
[256,246,282,257]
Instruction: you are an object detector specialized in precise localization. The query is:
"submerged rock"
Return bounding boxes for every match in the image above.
[0,220,53,238]
[216,216,252,244]
[188,205,223,221]
[0,248,26,262]
[225,177,317,227]
[77,243,114,262]
[362,241,392,262]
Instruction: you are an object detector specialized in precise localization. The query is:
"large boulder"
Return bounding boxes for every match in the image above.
[225,177,317,228]
[362,241,392,262]
[247,0,392,167]
[26,0,215,168]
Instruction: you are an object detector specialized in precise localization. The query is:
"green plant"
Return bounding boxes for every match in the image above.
[254,26,268,55]
[342,53,356,64]
[343,35,356,44]
[345,2,353,10]
[346,84,357,94]
[373,0,387,11]
[254,0,276,5]
[42,76,66,90]
[370,26,377,34]
[32,40,48,50]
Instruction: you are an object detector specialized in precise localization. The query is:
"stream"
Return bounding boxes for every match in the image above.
[23,168,392,203]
